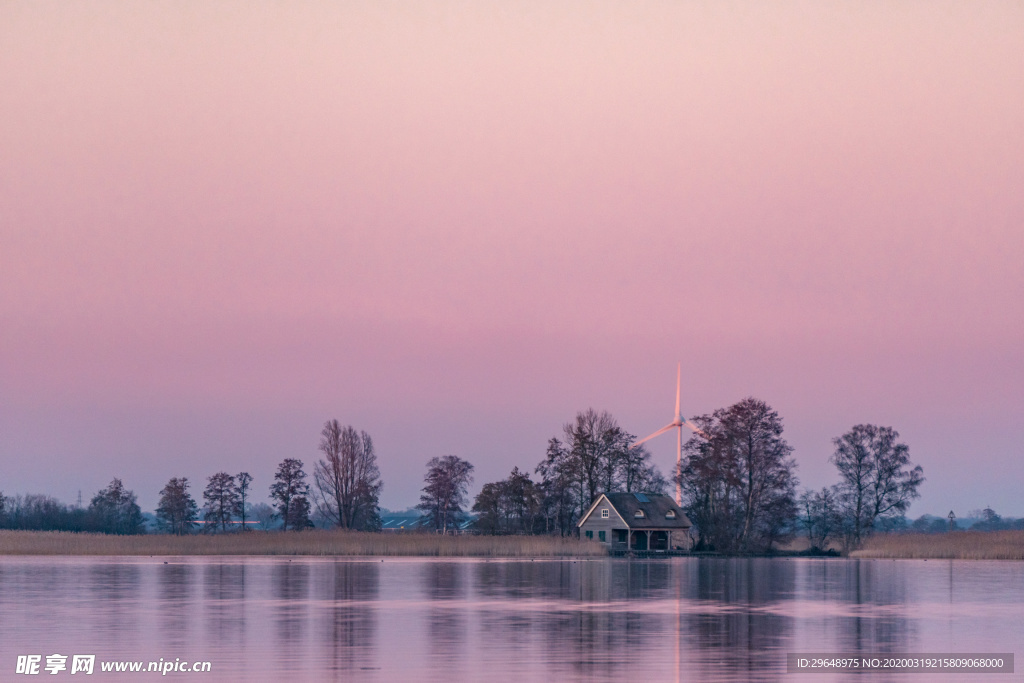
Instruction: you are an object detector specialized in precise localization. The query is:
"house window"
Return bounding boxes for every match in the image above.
[601,509,609,518]
[634,510,645,518]
[585,530,593,539]
[598,530,606,542]
[666,510,676,519]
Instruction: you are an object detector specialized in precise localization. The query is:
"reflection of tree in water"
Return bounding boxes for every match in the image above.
[540,561,669,679]
[817,559,913,654]
[322,561,379,672]
[686,559,796,681]
[273,561,310,645]
[421,562,468,667]
[158,562,195,648]
[203,563,246,649]
[89,562,142,638]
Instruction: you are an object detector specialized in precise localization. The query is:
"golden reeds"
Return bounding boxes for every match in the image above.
[0,529,608,557]
[851,530,1024,560]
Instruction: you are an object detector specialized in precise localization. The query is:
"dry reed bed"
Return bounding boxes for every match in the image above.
[851,530,1024,560]
[0,529,607,557]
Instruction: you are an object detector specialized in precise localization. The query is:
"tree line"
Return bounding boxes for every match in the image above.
[460,399,926,553]
[0,406,928,549]
[152,420,385,534]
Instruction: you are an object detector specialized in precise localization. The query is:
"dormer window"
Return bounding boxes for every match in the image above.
[666,510,676,519]
[634,510,644,518]
[601,509,609,519]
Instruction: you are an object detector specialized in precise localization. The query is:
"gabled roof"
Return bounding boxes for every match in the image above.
[578,492,692,530]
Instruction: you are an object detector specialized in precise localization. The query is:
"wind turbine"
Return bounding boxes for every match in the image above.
[632,363,708,506]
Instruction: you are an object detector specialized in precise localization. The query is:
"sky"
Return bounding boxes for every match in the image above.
[2,1,1022,516]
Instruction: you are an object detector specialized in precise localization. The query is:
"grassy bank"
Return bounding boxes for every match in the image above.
[851,530,1024,560]
[0,529,607,557]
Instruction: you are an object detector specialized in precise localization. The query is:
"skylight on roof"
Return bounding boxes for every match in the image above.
[633,492,650,503]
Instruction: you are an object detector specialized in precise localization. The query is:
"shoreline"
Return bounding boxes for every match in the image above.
[850,530,1024,560]
[3,529,1023,560]
[0,529,606,557]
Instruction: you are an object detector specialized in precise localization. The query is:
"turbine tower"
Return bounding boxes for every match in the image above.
[632,363,707,506]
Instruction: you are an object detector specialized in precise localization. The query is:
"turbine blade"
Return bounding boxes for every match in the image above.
[684,420,710,439]
[675,362,681,420]
[632,422,676,448]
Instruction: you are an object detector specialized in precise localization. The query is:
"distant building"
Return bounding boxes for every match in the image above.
[380,513,428,533]
[577,492,692,551]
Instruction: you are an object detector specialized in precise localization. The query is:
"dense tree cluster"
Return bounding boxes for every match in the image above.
[0,479,143,534]
[532,409,665,536]
[156,477,199,535]
[89,478,145,535]
[677,398,799,553]
[270,458,313,531]
[472,467,542,535]
[418,455,474,534]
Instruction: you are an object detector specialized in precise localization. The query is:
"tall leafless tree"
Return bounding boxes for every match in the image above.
[313,421,382,531]
[418,455,474,534]
[678,398,798,552]
[831,424,923,545]
[234,472,253,530]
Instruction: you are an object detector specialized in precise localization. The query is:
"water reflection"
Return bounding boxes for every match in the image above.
[89,562,142,644]
[203,563,246,650]
[421,562,469,674]
[0,557,1020,682]
[272,560,309,646]
[320,561,378,672]
[158,562,194,648]
[687,559,795,681]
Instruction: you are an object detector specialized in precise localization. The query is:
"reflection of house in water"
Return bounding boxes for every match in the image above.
[577,492,692,552]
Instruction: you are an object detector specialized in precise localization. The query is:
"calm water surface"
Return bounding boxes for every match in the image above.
[0,556,1021,681]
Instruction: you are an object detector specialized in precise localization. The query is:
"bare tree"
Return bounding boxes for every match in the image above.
[799,486,842,551]
[535,409,662,535]
[235,472,253,530]
[203,472,239,533]
[157,477,198,535]
[313,421,382,531]
[535,438,581,536]
[418,455,474,534]
[270,459,312,531]
[831,424,923,545]
[677,398,798,552]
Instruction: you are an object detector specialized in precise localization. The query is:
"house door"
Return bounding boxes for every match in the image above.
[631,532,648,550]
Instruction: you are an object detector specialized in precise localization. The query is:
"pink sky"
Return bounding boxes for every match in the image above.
[2,2,1022,515]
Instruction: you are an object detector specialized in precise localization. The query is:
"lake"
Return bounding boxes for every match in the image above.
[0,556,1021,681]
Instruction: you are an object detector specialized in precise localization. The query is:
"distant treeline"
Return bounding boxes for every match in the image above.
[906,508,1024,534]
[4,404,1005,552]
[0,479,142,534]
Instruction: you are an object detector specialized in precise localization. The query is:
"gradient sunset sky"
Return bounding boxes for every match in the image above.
[2,2,1022,515]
